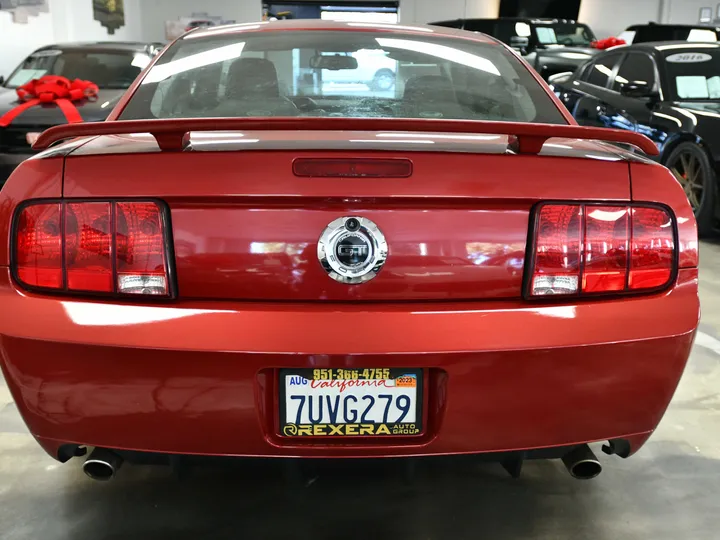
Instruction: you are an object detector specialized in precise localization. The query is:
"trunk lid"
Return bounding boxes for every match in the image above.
[63,131,631,301]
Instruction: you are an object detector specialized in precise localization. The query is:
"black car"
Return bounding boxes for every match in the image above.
[0,41,163,183]
[550,41,720,234]
[430,17,599,79]
[620,23,720,44]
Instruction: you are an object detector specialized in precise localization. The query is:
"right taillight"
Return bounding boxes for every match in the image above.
[13,200,172,297]
[529,203,675,297]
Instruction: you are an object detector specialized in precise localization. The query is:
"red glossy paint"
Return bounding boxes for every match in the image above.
[60,145,632,302]
[0,23,700,468]
[0,268,698,458]
[34,117,660,155]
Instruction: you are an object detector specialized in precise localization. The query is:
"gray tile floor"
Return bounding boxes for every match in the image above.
[1,244,719,540]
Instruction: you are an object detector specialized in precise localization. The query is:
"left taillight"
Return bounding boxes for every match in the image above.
[12,200,172,298]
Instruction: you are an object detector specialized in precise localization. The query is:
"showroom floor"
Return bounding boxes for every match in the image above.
[1,245,718,540]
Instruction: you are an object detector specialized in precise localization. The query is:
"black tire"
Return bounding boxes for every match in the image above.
[370,69,395,91]
[665,141,717,236]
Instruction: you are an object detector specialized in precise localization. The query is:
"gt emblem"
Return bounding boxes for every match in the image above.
[317,216,388,284]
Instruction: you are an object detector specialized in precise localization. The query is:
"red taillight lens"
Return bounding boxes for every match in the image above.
[629,207,674,290]
[116,202,168,295]
[13,200,171,297]
[531,204,582,295]
[529,203,675,297]
[583,206,628,293]
[65,202,113,292]
[15,203,63,289]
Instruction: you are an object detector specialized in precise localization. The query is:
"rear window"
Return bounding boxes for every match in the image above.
[534,23,595,46]
[119,30,566,124]
[664,48,720,100]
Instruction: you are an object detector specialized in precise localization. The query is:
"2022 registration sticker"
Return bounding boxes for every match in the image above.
[279,368,423,437]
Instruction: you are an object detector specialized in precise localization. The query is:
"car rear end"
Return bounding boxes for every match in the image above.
[0,22,699,478]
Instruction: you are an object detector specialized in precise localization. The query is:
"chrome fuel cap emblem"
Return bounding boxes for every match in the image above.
[318,216,388,284]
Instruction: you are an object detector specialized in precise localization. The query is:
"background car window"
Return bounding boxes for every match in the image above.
[583,53,622,87]
[612,53,656,91]
[535,23,594,46]
[5,50,147,89]
[664,49,720,100]
[123,31,567,124]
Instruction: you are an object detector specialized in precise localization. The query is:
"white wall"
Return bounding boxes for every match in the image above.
[399,0,499,24]
[579,0,661,39]
[137,0,261,43]
[0,7,55,79]
[0,0,143,79]
[51,0,142,42]
[666,0,714,25]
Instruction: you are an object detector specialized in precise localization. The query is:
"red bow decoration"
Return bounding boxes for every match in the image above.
[0,75,98,128]
[590,37,626,50]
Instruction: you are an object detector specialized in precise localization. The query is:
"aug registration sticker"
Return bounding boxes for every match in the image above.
[279,368,423,437]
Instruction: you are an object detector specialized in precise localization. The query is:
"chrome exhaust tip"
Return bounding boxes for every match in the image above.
[561,444,602,480]
[83,448,123,481]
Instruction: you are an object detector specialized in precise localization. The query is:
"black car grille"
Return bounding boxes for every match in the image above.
[0,126,43,153]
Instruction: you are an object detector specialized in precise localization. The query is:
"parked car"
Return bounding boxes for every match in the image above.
[319,49,397,91]
[619,22,720,44]
[0,20,698,482]
[430,17,599,79]
[550,40,720,234]
[0,41,162,183]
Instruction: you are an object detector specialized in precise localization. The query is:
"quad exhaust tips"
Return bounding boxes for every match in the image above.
[562,444,602,480]
[83,448,123,481]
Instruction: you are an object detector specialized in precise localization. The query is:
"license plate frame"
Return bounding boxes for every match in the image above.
[278,368,424,438]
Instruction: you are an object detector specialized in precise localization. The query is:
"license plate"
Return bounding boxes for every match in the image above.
[279,368,423,437]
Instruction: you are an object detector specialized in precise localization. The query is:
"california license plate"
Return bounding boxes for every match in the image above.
[279,368,423,437]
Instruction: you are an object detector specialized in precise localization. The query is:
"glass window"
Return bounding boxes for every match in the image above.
[5,49,149,89]
[583,53,622,87]
[613,53,656,91]
[120,30,567,124]
[663,48,720,99]
[535,23,595,46]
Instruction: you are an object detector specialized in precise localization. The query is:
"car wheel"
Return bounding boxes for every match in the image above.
[371,69,395,91]
[666,142,716,235]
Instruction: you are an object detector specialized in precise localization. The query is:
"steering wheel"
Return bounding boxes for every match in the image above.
[559,38,575,46]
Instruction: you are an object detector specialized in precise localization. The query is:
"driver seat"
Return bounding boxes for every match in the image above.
[218,57,297,116]
[401,75,465,118]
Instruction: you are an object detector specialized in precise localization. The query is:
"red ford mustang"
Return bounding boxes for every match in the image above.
[0,20,699,481]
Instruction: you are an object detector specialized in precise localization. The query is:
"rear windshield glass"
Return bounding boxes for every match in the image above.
[119,30,567,124]
[664,48,720,100]
[535,23,595,46]
[5,49,149,89]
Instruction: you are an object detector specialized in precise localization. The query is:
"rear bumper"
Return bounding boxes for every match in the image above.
[0,269,699,460]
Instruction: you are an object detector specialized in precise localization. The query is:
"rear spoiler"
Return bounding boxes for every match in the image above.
[33,117,659,156]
